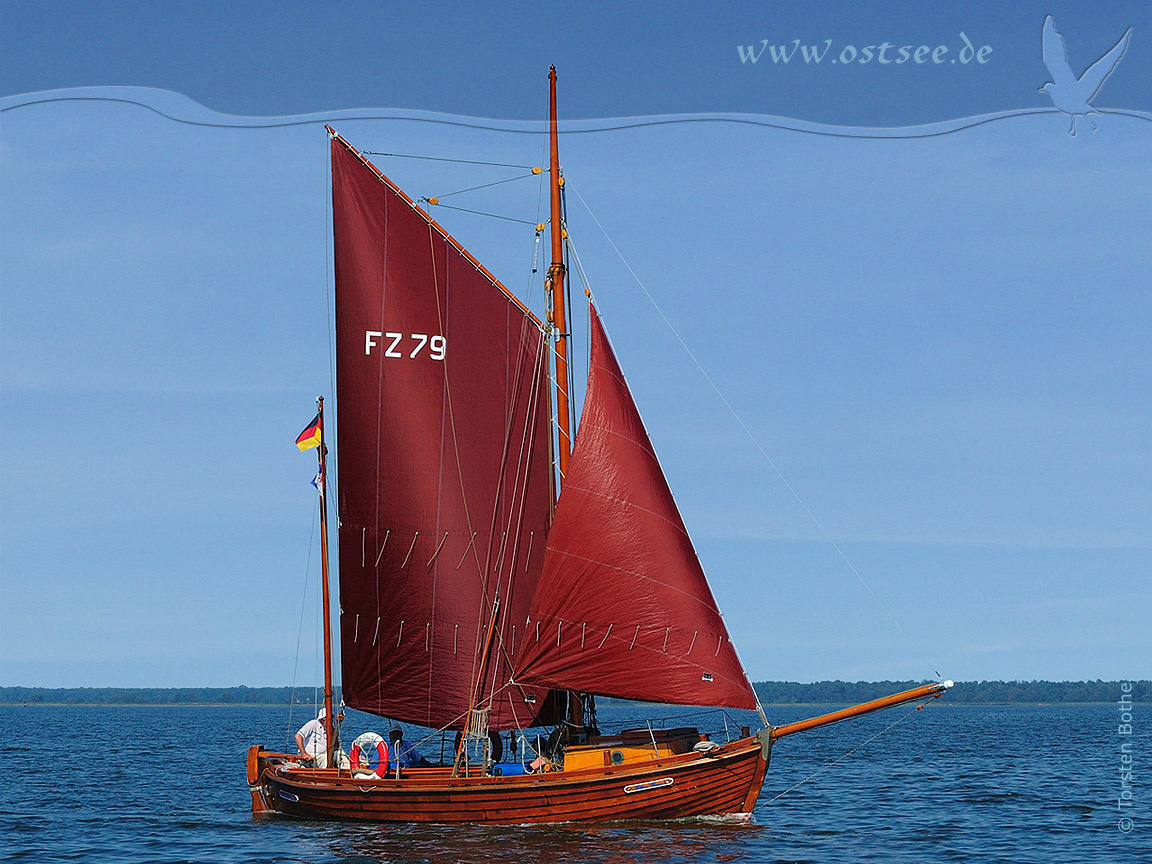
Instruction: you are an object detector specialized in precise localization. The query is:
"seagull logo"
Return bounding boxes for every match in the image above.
[1039,15,1132,135]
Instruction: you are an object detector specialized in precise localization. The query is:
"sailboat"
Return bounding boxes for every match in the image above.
[246,68,951,823]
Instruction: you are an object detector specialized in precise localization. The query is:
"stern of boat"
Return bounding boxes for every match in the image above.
[247,745,285,814]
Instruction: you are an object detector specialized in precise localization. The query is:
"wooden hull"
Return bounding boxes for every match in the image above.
[248,732,770,824]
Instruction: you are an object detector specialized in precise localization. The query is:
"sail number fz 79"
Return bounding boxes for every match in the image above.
[364,331,447,360]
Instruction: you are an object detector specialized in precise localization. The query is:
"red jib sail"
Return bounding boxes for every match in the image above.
[514,305,757,710]
[330,134,557,730]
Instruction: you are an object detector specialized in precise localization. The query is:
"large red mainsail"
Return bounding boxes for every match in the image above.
[513,305,757,709]
[331,135,556,730]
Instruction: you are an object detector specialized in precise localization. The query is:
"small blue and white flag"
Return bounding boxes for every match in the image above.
[312,467,324,496]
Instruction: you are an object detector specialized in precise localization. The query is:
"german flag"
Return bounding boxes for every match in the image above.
[295,413,322,451]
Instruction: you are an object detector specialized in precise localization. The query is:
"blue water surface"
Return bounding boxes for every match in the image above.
[3,702,1147,863]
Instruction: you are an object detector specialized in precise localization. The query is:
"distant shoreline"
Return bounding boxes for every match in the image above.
[3,680,1145,706]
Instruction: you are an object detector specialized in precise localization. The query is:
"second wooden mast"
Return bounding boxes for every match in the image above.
[315,396,336,766]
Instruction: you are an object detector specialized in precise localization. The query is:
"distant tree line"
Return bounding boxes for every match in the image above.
[0,685,340,706]
[2,681,1147,705]
[752,680,1150,704]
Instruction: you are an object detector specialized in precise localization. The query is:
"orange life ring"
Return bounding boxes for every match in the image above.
[350,732,389,775]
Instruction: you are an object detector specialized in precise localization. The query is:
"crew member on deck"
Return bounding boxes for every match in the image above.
[296,707,342,768]
[389,726,428,769]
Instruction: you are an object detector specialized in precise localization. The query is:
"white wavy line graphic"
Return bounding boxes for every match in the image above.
[2,86,1149,138]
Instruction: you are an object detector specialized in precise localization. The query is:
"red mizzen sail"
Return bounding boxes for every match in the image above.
[330,134,556,730]
[513,305,757,710]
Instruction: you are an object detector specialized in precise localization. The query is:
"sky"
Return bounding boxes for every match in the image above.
[1,1,1149,689]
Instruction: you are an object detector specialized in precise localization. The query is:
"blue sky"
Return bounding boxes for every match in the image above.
[1,2,1149,688]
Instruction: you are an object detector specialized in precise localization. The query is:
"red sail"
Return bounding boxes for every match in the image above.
[513,305,757,710]
[330,134,556,730]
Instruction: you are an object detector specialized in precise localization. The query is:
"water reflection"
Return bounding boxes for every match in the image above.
[316,817,762,864]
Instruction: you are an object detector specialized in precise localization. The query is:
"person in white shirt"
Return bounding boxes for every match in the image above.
[295,707,330,768]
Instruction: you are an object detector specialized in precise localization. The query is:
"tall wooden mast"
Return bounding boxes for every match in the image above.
[547,66,572,482]
[315,396,336,765]
[546,66,587,732]
[452,70,573,766]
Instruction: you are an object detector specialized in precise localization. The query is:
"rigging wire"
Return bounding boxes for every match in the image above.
[322,143,342,706]
[287,499,320,749]
[421,199,538,225]
[563,233,595,399]
[761,696,935,806]
[429,171,540,200]
[421,216,536,742]
[567,181,942,683]
[527,227,543,306]
[474,320,548,714]
[523,140,549,305]
[559,179,579,450]
[421,216,486,731]
[362,151,540,170]
[324,142,339,509]
[532,134,551,306]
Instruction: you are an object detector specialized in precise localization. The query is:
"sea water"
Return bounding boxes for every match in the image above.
[3,702,1148,863]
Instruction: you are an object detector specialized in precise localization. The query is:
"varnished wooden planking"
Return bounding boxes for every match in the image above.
[254,735,767,823]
